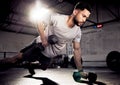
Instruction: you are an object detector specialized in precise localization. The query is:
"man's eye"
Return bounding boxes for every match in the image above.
[83,15,86,18]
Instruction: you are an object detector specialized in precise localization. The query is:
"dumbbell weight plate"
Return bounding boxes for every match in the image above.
[88,72,97,83]
[48,35,58,45]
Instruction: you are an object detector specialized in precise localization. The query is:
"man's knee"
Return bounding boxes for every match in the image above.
[17,52,23,59]
[11,52,23,63]
[40,64,49,70]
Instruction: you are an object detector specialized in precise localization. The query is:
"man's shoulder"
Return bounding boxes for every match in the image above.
[51,12,67,17]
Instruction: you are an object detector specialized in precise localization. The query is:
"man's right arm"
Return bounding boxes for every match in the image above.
[37,22,48,47]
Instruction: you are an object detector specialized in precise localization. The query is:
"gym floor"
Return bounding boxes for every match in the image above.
[0,67,120,85]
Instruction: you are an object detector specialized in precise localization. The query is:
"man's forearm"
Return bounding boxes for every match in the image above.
[73,49,83,71]
[37,23,46,41]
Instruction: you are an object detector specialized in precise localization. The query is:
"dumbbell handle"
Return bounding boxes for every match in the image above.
[35,43,45,51]
[35,35,58,51]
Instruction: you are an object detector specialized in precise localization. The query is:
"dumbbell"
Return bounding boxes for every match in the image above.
[73,70,97,83]
[88,72,97,83]
[36,35,58,51]
[48,35,58,45]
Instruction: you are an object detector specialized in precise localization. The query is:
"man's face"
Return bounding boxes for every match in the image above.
[73,9,91,26]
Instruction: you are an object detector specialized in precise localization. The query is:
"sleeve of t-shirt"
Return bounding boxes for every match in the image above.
[39,12,54,28]
[73,28,82,42]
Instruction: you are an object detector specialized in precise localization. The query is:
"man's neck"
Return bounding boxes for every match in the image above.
[67,15,75,28]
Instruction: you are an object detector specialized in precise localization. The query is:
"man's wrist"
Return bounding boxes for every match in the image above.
[78,69,83,72]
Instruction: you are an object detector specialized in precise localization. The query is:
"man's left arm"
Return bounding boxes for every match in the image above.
[73,41,83,71]
[73,42,97,82]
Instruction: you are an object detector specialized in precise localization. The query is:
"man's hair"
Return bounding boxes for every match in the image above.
[74,2,92,13]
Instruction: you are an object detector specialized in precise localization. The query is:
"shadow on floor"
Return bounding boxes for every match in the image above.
[24,75,59,85]
[24,74,106,85]
[78,80,106,85]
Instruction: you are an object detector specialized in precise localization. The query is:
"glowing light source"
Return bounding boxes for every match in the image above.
[29,1,50,22]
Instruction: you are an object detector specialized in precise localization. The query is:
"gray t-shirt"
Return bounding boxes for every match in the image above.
[35,12,82,58]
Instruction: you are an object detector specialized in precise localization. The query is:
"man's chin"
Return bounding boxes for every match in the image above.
[76,24,83,27]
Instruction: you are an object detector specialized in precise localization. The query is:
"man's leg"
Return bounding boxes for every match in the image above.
[0,52,23,70]
[0,42,36,71]
[37,52,51,71]
[20,42,46,75]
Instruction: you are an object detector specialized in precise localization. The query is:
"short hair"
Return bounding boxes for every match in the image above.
[74,2,92,13]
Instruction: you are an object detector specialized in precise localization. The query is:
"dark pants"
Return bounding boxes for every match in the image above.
[20,42,51,70]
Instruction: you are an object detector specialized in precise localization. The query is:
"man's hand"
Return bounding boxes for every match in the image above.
[41,38,48,47]
[41,35,59,46]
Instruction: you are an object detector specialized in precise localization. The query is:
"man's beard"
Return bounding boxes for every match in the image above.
[73,18,79,26]
[73,18,84,27]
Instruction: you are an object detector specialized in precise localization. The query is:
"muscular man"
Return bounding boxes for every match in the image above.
[0,1,92,80]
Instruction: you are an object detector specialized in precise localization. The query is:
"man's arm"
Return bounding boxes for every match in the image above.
[73,41,83,71]
[72,42,97,82]
[37,22,48,47]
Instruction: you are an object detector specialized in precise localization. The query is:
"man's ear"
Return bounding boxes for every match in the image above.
[73,9,79,15]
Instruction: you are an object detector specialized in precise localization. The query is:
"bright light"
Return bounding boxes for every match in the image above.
[29,1,50,22]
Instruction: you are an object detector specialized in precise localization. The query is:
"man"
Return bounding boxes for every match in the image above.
[0,1,93,82]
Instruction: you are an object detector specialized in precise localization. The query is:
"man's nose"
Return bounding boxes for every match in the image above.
[83,18,86,22]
